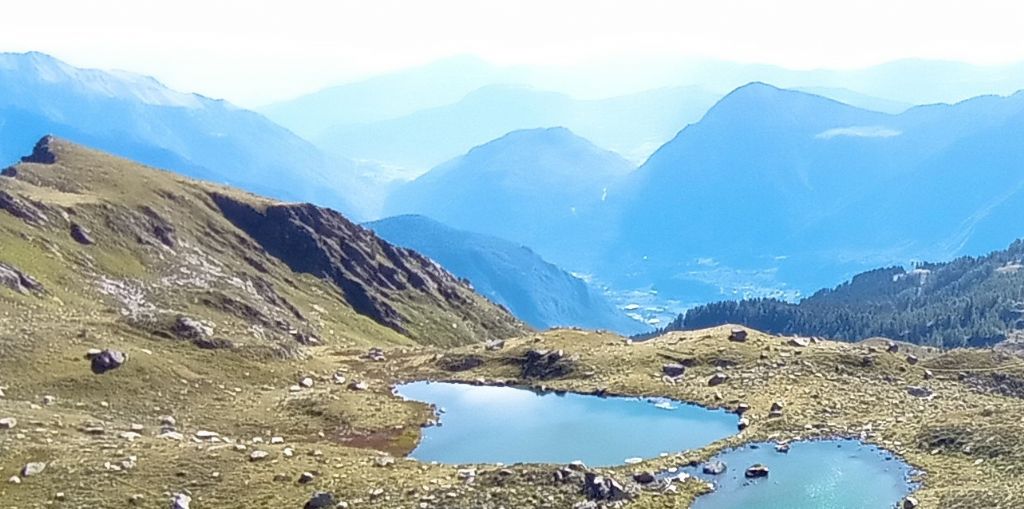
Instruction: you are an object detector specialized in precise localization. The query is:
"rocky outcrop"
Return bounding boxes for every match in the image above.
[521,349,575,380]
[582,472,629,501]
[0,263,43,295]
[210,192,524,343]
[0,190,48,225]
[20,135,59,164]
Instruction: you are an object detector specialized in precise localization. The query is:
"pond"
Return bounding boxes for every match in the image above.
[675,440,917,509]
[394,381,738,466]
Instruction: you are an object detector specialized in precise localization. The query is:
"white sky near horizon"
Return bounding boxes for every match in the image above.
[2,0,1024,106]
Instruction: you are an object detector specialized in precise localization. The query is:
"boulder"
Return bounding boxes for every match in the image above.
[583,472,628,501]
[70,223,95,245]
[304,492,337,509]
[775,442,791,453]
[0,417,16,429]
[887,341,900,353]
[170,493,191,509]
[632,471,656,484]
[702,460,727,475]
[90,349,127,374]
[662,363,686,378]
[708,373,729,386]
[21,462,46,477]
[744,464,770,478]
[172,316,213,340]
[788,337,811,347]
[907,386,934,399]
[737,417,750,430]
[901,496,920,509]
[728,328,748,342]
[906,354,919,365]
[484,339,505,351]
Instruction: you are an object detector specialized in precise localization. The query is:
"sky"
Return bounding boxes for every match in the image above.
[2,0,1024,106]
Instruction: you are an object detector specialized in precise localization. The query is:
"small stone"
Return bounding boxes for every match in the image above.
[901,496,920,509]
[632,471,656,484]
[195,430,220,440]
[21,462,46,477]
[250,450,270,461]
[283,447,294,457]
[374,455,395,467]
[906,354,919,365]
[8,476,20,484]
[42,395,56,406]
[737,417,750,430]
[775,442,791,453]
[159,431,185,441]
[298,471,316,484]
[300,377,314,388]
[0,417,16,429]
[349,381,369,391]
[735,403,750,415]
[270,436,284,444]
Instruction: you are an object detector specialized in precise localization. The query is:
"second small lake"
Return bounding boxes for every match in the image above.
[395,381,738,466]
[677,440,917,509]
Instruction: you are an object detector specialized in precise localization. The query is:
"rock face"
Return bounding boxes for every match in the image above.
[0,262,43,294]
[583,472,628,501]
[90,349,127,374]
[0,190,49,225]
[210,192,525,344]
[744,464,770,478]
[20,135,58,164]
[521,349,575,380]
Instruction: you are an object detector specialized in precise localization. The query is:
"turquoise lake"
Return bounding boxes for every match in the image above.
[679,440,916,509]
[394,381,739,466]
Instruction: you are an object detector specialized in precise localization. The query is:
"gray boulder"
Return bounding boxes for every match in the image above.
[90,349,127,374]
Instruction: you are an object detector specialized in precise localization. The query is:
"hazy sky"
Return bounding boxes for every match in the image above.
[3,0,1024,106]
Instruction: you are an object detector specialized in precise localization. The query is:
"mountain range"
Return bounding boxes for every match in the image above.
[0,52,373,218]
[367,215,643,334]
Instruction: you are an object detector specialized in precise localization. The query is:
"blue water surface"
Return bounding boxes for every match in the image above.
[679,440,916,509]
[395,381,738,466]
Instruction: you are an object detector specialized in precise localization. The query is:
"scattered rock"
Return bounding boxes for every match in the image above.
[484,339,506,351]
[632,471,656,484]
[366,347,386,362]
[298,471,316,484]
[788,337,811,347]
[374,455,395,467]
[583,472,628,501]
[348,381,369,391]
[737,417,750,430]
[170,493,191,509]
[304,492,337,509]
[702,460,727,475]
[906,354,919,365]
[907,386,934,399]
[728,328,748,342]
[0,417,16,429]
[708,373,729,386]
[775,442,791,453]
[744,464,770,478]
[662,363,686,378]
[90,349,127,374]
[901,496,920,509]
[21,462,46,477]
[300,377,314,388]
[172,316,214,340]
[70,223,95,245]
[249,450,270,461]
[887,341,900,354]
[8,476,20,484]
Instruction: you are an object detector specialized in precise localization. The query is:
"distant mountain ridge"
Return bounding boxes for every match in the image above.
[0,51,371,218]
[385,127,633,269]
[367,215,644,334]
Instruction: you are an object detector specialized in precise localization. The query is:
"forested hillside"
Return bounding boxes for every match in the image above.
[664,240,1024,348]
